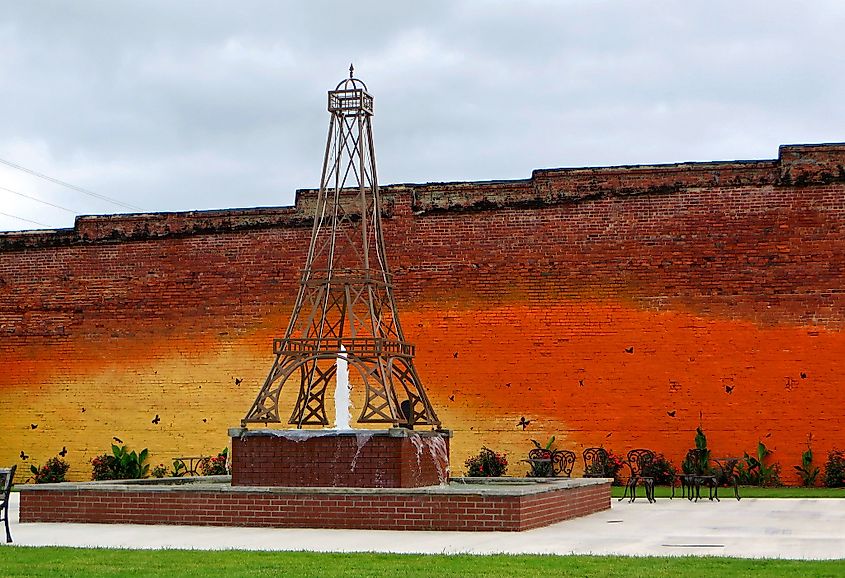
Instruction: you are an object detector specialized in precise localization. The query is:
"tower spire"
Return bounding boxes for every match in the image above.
[242,72,441,429]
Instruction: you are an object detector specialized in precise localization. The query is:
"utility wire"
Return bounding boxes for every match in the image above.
[0,211,50,228]
[0,156,143,211]
[0,184,79,214]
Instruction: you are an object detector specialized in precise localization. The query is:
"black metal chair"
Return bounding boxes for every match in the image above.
[713,457,742,501]
[525,448,576,477]
[618,449,655,503]
[553,449,577,478]
[582,447,609,478]
[1,465,16,543]
[674,448,705,500]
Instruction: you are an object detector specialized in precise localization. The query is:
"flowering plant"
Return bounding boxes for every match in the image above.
[199,448,229,476]
[91,454,120,480]
[151,464,169,478]
[30,456,70,483]
[465,446,508,477]
[604,450,626,485]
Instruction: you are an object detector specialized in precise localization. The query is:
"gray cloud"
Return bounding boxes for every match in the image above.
[1,0,843,231]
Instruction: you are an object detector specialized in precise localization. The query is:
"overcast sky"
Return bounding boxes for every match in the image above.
[1,1,843,232]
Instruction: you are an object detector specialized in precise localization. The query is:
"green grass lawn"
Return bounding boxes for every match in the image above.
[611,485,845,499]
[1,548,844,578]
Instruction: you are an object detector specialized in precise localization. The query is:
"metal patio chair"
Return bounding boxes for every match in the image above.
[1,465,17,543]
[582,447,610,478]
[618,449,655,503]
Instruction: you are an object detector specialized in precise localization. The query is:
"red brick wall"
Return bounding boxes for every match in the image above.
[18,481,610,531]
[2,143,845,484]
[231,431,450,488]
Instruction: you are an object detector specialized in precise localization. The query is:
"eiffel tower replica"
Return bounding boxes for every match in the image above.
[242,68,441,429]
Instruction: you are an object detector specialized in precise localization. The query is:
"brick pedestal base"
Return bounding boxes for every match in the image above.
[229,428,451,488]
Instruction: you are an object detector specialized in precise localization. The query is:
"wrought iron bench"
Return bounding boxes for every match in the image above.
[1,465,16,543]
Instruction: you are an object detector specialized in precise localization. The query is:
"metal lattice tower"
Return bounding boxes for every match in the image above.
[242,68,441,429]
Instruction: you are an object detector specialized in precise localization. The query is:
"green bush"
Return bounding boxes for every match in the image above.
[30,456,70,483]
[794,441,820,487]
[681,426,716,476]
[465,447,508,477]
[737,441,781,487]
[823,449,845,488]
[91,443,150,480]
[642,453,676,485]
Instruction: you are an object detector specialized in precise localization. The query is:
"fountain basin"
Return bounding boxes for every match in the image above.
[18,476,611,532]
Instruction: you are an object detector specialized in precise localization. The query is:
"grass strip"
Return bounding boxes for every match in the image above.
[1,548,844,578]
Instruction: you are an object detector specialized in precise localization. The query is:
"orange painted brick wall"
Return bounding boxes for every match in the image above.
[2,143,844,484]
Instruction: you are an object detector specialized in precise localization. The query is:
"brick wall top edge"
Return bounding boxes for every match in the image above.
[0,205,306,251]
[2,142,843,251]
[408,142,845,213]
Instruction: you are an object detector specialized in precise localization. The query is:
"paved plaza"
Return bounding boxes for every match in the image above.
[6,493,845,559]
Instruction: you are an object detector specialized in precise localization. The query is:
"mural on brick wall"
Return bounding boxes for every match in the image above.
[1,143,844,484]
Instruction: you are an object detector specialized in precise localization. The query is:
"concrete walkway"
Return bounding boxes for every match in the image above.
[6,493,845,559]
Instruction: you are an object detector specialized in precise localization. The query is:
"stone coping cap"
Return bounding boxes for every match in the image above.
[228,427,452,439]
[19,476,609,497]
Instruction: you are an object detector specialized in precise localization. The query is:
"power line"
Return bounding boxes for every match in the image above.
[0,156,143,212]
[0,184,79,214]
[0,211,50,228]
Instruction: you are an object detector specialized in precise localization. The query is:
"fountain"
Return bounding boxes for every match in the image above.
[229,66,450,490]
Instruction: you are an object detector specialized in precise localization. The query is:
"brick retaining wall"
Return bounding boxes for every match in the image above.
[18,478,610,532]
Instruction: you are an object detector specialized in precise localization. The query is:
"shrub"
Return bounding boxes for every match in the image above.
[199,449,229,476]
[30,456,70,483]
[465,447,508,477]
[824,449,845,488]
[794,439,820,487]
[641,453,676,485]
[91,443,150,480]
[151,464,168,478]
[737,441,781,487]
[680,427,715,477]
